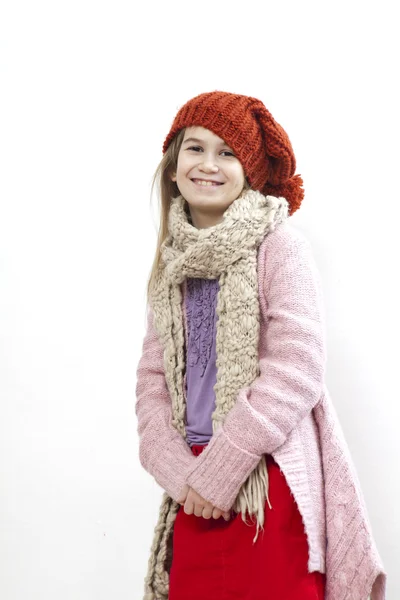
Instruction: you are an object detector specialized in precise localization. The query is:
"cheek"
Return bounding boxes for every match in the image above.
[234,168,245,188]
[176,153,193,173]
[174,154,184,175]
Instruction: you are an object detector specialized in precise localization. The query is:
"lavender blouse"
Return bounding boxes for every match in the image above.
[185,278,220,447]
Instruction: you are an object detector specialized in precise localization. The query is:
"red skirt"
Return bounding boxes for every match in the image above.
[169,444,325,600]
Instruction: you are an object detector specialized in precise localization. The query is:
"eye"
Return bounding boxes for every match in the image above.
[185,146,235,157]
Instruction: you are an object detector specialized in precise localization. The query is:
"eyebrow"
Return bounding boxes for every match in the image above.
[182,137,232,149]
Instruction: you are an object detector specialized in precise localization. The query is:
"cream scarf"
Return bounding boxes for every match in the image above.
[144,189,288,600]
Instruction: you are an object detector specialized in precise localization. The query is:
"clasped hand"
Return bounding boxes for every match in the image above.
[177,484,231,521]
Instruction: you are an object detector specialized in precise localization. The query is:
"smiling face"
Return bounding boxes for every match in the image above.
[171,126,246,228]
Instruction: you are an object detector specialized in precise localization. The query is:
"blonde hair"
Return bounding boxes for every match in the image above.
[146,129,186,302]
[146,128,251,302]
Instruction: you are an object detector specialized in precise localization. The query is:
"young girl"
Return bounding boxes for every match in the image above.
[135,91,386,600]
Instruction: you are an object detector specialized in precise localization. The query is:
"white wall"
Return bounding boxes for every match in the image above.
[0,1,398,598]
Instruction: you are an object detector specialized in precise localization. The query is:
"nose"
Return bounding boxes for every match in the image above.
[198,155,219,173]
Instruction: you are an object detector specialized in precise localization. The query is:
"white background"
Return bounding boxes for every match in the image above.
[1,1,399,598]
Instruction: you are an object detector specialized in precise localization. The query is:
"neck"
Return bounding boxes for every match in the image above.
[188,205,225,229]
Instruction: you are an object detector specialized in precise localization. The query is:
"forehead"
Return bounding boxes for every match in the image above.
[183,126,230,147]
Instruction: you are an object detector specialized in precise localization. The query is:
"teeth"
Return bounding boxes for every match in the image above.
[193,179,218,186]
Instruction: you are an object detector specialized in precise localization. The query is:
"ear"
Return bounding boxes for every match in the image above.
[170,172,177,182]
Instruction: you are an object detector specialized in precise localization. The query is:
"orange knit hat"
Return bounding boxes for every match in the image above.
[163,91,304,215]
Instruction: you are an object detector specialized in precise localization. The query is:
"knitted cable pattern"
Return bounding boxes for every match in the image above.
[144,189,288,599]
[314,392,387,600]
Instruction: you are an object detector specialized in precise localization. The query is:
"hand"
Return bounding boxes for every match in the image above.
[177,485,231,521]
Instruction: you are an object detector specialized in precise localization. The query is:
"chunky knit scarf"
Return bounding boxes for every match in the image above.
[144,189,288,600]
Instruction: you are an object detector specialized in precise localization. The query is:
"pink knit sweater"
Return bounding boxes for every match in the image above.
[135,222,386,600]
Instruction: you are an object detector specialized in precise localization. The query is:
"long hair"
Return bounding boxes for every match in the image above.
[146,128,251,302]
[146,129,186,302]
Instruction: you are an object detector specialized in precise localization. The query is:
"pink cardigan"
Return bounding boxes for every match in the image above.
[135,222,386,600]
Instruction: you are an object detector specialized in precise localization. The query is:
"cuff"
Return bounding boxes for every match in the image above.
[184,429,261,511]
[145,436,197,502]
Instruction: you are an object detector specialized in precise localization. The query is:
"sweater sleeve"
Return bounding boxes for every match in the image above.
[135,306,196,501]
[184,226,327,511]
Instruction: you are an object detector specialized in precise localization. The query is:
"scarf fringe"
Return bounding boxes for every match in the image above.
[232,454,272,543]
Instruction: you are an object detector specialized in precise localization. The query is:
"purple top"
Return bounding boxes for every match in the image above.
[185,278,220,446]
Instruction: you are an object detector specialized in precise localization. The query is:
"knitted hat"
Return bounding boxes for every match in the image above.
[162,91,304,215]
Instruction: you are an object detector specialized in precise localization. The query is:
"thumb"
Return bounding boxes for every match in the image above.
[177,484,190,504]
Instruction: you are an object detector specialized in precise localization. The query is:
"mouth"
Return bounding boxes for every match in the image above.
[191,178,224,187]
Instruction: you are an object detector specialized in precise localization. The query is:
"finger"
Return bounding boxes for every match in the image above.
[201,505,213,520]
[194,503,204,518]
[212,507,222,519]
[223,511,231,521]
[184,499,194,516]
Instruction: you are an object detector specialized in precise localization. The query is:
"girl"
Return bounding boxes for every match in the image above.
[135,91,386,600]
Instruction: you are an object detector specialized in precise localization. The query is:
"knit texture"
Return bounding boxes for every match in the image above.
[152,189,287,520]
[136,222,386,600]
[162,90,305,214]
[141,190,288,599]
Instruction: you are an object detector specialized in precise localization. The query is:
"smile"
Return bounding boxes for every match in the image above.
[191,179,223,187]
